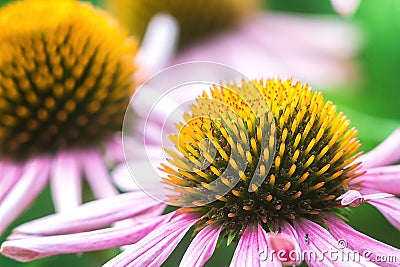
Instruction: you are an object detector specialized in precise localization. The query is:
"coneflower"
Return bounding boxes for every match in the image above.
[1,78,399,266]
[0,0,137,235]
[105,0,259,47]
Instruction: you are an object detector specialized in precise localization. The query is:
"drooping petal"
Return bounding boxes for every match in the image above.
[330,0,361,17]
[0,156,51,235]
[352,165,400,195]
[324,214,400,267]
[0,214,172,262]
[50,150,82,212]
[82,149,118,198]
[294,219,378,267]
[368,198,400,230]
[257,225,283,267]
[13,191,164,236]
[338,190,394,207]
[103,212,198,267]
[359,129,400,169]
[230,225,260,267]
[180,225,222,267]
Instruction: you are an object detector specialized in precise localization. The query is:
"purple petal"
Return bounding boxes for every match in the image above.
[330,0,361,17]
[0,161,22,202]
[180,225,221,267]
[294,219,378,267]
[50,150,82,212]
[230,225,260,267]
[173,13,360,88]
[324,214,400,267]
[103,213,198,267]
[353,165,400,195]
[359,129,400,169]
[368,197,400,230]
[105,134,125,163]
[1,214,172,262]
[268,223,301,266]
[83,149,118,198]
[0,156,51,235]
[111,163,140,192]
[13,191,164,236]
[257,224,283,267]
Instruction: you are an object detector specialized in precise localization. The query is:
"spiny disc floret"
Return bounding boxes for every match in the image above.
[162,79,362,238]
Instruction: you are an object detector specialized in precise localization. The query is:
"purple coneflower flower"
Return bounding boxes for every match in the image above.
[0,0,139,235]
[2,78,399,266]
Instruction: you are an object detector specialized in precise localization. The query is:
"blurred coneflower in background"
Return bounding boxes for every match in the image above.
[1,78,399,267]
[104,0,362,88]
[0,0,138,236]
[104,0,260,48]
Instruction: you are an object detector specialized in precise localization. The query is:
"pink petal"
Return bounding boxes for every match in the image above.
[135,14,178,83]
[337,190,394,207]
[268,233,301,266]
[0,156,51,235]
[368,197,400,230]
[0,214,172,262]
[173,13,360,88]
[273,222,302,266]
[105,134,125,163]
[294,219,377,267]
[279,220,299,240]
[13,191,164,236]
[229,225,260,267]
[359,129,400,169]
[0,161,22,202]
[257,225,282,267]
[50,150,82,212]
[180,225,222,267]
[82,149,118,198]
[324,214,400,267]
[103,213,198,267]
[111,163,140,192]
[330,0,361,17]
[353,165,400,195]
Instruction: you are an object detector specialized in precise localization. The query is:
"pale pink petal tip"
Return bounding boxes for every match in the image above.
[269,233,301,266]
[337,190,394,207]
[0,246,46,262]
[330,0,361,17]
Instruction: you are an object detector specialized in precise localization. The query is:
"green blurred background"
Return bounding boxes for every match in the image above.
[0,0,399,266]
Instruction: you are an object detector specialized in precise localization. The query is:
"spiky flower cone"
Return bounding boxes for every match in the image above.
[0,0,137,159]
[162,78,362,241]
